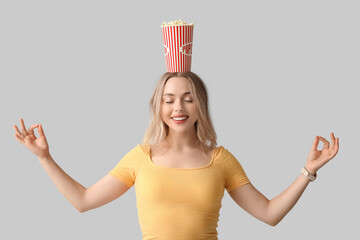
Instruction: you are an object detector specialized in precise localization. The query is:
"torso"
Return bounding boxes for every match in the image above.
[149,143,214,169]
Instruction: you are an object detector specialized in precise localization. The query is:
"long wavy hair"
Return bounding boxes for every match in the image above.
[141,72,217,154]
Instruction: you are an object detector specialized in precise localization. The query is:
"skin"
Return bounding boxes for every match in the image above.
[13,77,340,224]
[13,119,131,213]
[229,133,339,226]
[158,76,202,152]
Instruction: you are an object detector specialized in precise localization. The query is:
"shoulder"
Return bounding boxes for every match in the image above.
[217,146,244,167]
[214,145,231,159]
[116,144,148,164]
[137,144,150,156]
[139,143,161,157]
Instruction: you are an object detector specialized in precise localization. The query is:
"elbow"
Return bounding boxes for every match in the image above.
[267,218,281,227]
[268,220,279,227]
[76,195,88,213]
[77,204,89,213]
[78,208,86,213]
[76,203,88,213]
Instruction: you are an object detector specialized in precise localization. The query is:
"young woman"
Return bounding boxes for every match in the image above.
[13,71,339,240]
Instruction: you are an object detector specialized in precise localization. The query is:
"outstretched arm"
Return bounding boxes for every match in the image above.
[229,133,339,226]
[13,118,130,213]
[36,155,130,213]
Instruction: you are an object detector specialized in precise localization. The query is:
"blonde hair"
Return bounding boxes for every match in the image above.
[141,72,217,153]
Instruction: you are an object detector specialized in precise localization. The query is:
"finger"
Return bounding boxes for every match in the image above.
[330,140,339,155]
[38,124,46,137]
[318,136,330,149]
[13,125,24,142]
[330,148,338,157]
[14,133,24,143]
[334,138,339,152]
[20,118,27,134]
[329,148,338,160]
[311,136,319,151]
[13,124,22,136]
[330,132,335,149]
[28,124,39,136]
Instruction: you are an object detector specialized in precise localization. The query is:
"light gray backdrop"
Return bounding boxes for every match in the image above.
[1,0,359,239]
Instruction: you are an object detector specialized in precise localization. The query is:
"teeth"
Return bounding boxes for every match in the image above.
[173,117,187,120]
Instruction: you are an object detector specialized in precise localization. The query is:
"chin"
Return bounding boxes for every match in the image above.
[170,124,197,132]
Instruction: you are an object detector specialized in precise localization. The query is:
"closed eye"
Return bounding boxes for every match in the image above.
[165,100,193,104]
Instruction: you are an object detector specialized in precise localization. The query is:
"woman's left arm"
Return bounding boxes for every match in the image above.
[229,132,339,226]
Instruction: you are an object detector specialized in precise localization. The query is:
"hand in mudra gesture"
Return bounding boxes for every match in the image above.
[13,118,50,159]
[305,132,339,174]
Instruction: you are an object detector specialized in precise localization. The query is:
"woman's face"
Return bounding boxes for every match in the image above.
[161,76,198,132]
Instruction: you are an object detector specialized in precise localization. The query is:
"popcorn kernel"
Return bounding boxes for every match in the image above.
[161,19,194,26]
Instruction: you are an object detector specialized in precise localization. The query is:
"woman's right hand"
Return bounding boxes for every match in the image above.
[13,118,50,160]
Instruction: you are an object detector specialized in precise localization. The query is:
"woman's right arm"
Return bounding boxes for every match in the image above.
[38,155,130,213]
[14,118,130,213]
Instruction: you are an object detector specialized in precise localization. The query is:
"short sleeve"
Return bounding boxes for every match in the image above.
[108,145,142,188]
[222,147,250,192]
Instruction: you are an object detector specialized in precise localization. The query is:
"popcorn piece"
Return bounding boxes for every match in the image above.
[161,19,194,26]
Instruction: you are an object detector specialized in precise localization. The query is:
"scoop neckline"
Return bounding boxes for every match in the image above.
[144,145,222,171]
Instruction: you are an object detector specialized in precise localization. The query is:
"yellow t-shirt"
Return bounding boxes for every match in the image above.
[109,144,250,240]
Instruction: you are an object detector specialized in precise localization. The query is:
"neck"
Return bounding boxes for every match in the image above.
[162,127,199,151]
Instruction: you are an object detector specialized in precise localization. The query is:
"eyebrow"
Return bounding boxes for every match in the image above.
[162,92,191,97]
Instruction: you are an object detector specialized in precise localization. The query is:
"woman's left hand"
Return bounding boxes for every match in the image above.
[305,132,339,174]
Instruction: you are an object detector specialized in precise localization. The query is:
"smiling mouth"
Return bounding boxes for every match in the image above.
[171,117,189,124]
[171,116,189,120]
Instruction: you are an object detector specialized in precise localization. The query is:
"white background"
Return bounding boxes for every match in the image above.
[1,0,359,239]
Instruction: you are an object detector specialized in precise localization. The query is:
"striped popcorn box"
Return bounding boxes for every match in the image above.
[161,25,194,72]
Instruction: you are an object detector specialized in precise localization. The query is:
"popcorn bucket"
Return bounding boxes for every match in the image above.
[161,25,194,72]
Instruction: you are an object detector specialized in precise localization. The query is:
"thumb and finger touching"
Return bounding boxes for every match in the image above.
[312,135,332,152]
[318,136,330,148]
[28,124,38,136]
[309,133,339,167]
[13,120,47,145]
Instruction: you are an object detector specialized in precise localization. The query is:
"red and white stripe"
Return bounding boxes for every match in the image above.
[161,25,194,72]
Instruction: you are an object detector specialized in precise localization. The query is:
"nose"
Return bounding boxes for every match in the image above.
[174,99,184,112]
